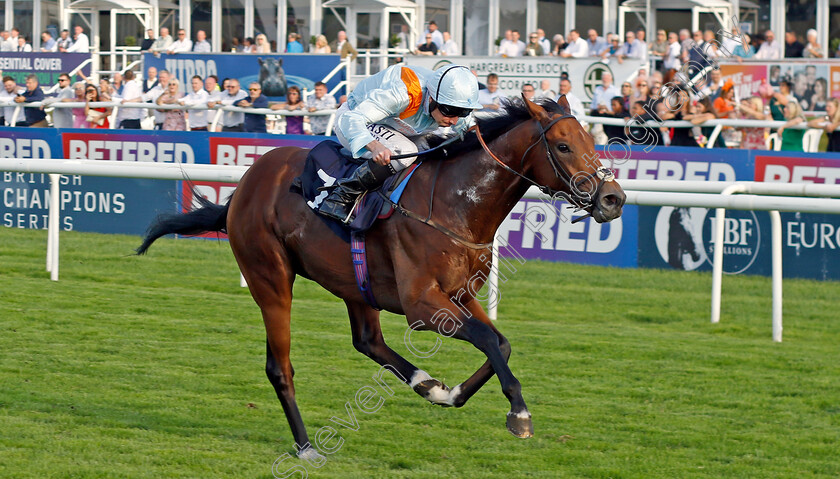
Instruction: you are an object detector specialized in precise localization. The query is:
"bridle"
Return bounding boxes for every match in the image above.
[470,112,615,222]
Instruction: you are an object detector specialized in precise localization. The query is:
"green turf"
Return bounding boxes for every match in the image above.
[1,228,838,479]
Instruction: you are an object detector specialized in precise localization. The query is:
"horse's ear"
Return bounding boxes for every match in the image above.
[523,94,549,122]
[556,94,570,113]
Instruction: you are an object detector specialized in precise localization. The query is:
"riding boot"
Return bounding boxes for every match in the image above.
[318,159,394,223]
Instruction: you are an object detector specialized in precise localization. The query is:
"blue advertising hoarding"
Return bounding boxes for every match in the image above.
[143,53,345,101]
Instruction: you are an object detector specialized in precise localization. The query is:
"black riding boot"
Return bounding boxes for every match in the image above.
[318,159,394,223]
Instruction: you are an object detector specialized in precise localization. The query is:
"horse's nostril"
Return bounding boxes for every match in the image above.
[600,193,621,209]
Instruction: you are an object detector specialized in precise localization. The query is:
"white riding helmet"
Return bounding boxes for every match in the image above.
[428,65,482,111]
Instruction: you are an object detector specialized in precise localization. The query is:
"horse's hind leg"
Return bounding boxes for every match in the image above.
[345,301,457,407]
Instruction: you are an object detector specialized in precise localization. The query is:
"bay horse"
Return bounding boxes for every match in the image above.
[137,96,625,457]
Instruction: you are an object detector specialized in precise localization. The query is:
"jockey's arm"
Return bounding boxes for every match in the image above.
[336,86,410,158]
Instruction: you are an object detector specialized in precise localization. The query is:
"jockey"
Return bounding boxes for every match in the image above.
[318,64,482,222]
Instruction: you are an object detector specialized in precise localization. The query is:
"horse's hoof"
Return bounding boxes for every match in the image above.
[413,379,454,407]
[297,445,326,464]
[506,411,534,438]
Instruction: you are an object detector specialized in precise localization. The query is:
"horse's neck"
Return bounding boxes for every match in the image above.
[435,123,534,243]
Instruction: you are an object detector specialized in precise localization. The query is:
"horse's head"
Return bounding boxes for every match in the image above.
[522,96,625,223]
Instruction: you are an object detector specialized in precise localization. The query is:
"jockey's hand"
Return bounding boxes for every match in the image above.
[368,141,393,166]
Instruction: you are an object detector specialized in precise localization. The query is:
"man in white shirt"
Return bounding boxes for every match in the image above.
[179,75,210,130]
[586,29,608,57]
[167,29,193,54]
[511,31,526,56]
[425,21,444,50]
[561,30,589,58]
[589,72,620,113]
[477,73,502,112]
[536,29,551,57]
[209,79,248,132]
[0,31,14,52]
[616,31,644,62]
[143,69,170,129]
[8,28,20,49]
[0,76,25,126]
[497,30,518,57]
[66,26,90,53]
[755,29,780,59]
[720,26,741,56]
[441,31,459,55]
[556,78,586,123]
[150,27,173,54]
[537,79,556,99]
[663,32,682,71]
[116,70,144,129]
[193,30,211,53]
[16,36,32,52]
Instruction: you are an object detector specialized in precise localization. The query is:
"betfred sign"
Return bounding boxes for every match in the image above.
[755,156,840,184]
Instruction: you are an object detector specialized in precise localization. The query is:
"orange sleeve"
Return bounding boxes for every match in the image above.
[399,67,423,120]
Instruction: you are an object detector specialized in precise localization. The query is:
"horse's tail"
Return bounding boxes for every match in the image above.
[136,190,230,255]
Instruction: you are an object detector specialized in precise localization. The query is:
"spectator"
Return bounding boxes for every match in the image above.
[112,72,124,96]
[83,85,110,129]
[242,37,256,53]
[511,30,526,55]
[239,82,269,133]
[230,37,243,52]
[784,31,804,58]
[555,78,585,121]
[804,29,823,58]
[590,72,620,113]
[561,30,588,58]
[777,101,806,151]
[685,30,711,77]
[178,75,210,131]
[331,31,358,60]
[193,30,211,52]
[155,78,185,130]
[769,80,794,121]
[714,81,737,144]
[140,29,155,50]
[593,96,629,142]
[150,27,173,54]
[737,96,767,150]
[311,34,330,53]
[811,78,828,111]
[305,81,336,135]
[144,69,170,129]
[632,80,651,105]
[143,66,159,93]
[649,29,668,69]
[537,79,556,99]
[56,29,72,51]
[67,26,91,52]
[525,32,544,56]
[1,76,24,126]
[209,78,248,132]
[699,69,723,101]
[117,70,144,129]
[426,21,444,49]
[441,32,459,56]
[721,26,741,55]
[626,100,659,146]
[415,33,438,55]
[70,82,87,128]
[755,29,780,59]
[0,31,13,52]
[395,24,410,51]
[13,75,48,127]
[620,82,633,110]
[285,33,304,53]
[44,73,74,128]
[616,31,644,63]
[808,98,840,151]
[98,76,113,101]
[497,30,518,57]
[205,75,221,98]
[536,29,551,55]
[701,30,720,59]
[255,33,271,53]
[478,73,502,111]
[16,36,32,52]
[270,85,305,134]
[678,28,693,60]
[732,33,755,61]
[586,29,607,57]
[8,27,19,47]
[521,83,536,101]
[691,97,722,147]
[40,31,57,52]
[167,29,193,53]
[601,33,621,60]
[549,34,566,56]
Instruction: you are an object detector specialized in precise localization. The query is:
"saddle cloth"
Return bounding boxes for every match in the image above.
[292,140,420,242]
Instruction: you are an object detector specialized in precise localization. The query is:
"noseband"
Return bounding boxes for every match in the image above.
[470,114,615,221]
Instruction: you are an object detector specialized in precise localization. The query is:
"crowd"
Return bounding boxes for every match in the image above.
[0,66,340,134]
[1,25,90,53]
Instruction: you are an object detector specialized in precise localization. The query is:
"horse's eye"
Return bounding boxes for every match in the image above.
[556,144,570,153]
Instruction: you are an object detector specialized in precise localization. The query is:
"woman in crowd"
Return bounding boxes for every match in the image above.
[312,35,331,54]
[84,85,111,129]
[156,78,186,131]
[98,77,112,101]
[620,82,633,110]
[241,37,256,53]
[736,96,767,150]
[690,97,723,148]
[713,82,738,145]
[663,89,700,147]
[632,80,651,106]
[71,82,88,128]
[777,101,806,152]
[255,33,271,53]
[270,85,305,134]
[731,33,755,62]
[807,97,840,152]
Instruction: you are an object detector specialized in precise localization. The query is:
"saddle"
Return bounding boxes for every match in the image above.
[291,140,421,243]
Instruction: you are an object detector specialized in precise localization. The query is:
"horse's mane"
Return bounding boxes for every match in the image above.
[420,97,569,161]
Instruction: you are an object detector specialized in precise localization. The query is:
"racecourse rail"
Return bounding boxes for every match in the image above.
[3,158,840,343]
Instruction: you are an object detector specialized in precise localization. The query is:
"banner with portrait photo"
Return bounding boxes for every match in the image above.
[719,60,832,112]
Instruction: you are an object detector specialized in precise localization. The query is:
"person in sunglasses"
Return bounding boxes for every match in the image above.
[318,64,481,222]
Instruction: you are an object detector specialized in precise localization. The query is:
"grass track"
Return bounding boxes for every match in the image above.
[1,228,839,478]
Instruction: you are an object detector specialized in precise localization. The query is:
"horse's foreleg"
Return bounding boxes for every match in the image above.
[345,301,455,406]
[404,291,533,438]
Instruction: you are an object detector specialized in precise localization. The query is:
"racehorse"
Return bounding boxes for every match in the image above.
[137,96,625,456]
